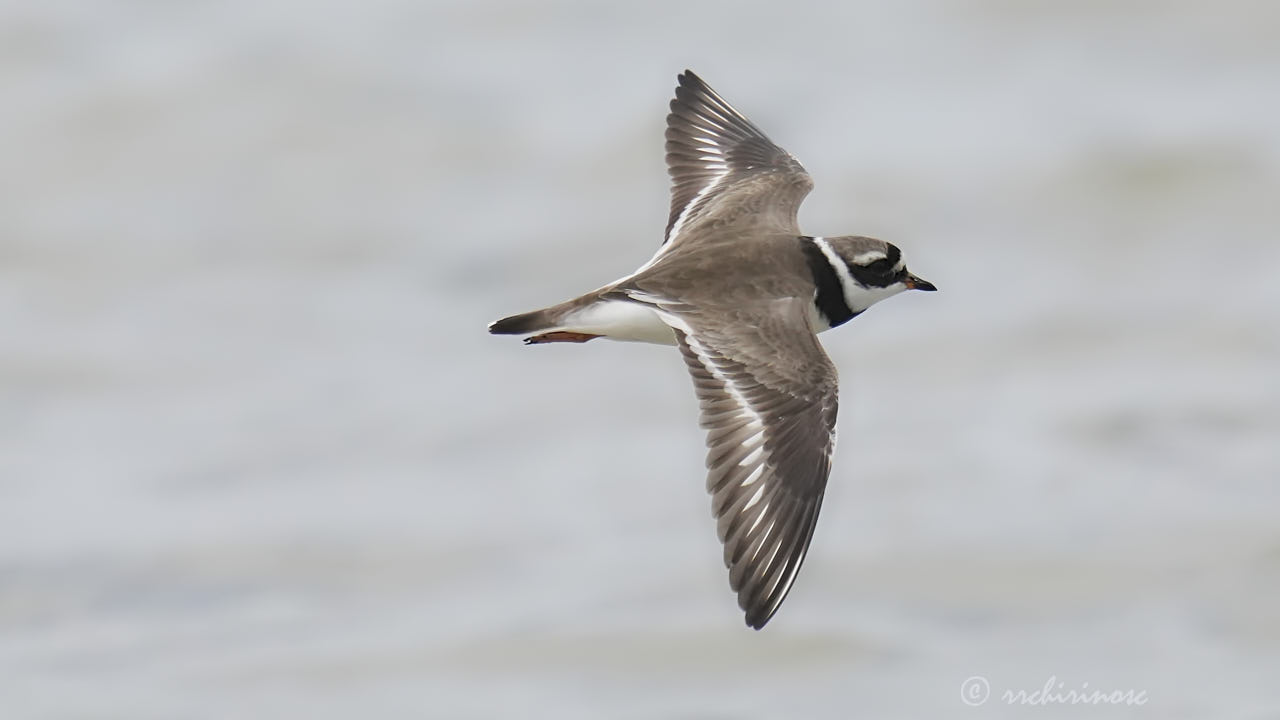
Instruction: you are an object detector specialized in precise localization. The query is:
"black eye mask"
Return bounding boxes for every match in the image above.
[849,257,897,287]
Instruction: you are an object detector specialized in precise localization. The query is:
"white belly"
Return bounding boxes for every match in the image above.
[562,300,677,345]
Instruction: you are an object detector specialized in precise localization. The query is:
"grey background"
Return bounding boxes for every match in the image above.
[4,1,1278,718]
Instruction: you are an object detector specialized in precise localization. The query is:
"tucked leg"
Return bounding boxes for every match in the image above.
[524,331,600,345]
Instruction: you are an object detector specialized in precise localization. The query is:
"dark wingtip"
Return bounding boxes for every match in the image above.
[672,70,701,113]
[677,69,709,95]
[744,604,778,630]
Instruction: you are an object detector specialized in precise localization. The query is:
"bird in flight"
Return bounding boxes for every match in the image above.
[490,70,936,629]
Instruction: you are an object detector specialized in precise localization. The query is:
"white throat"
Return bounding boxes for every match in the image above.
[845,282,905,313]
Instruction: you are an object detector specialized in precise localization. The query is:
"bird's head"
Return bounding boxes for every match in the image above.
[822,235,936,314]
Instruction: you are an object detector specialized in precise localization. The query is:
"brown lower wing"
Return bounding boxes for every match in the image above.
[658,298,838,628]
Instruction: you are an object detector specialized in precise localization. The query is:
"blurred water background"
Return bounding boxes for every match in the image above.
[3,1,1279,717]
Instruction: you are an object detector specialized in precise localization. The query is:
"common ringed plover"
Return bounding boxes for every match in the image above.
[490,70,936,629]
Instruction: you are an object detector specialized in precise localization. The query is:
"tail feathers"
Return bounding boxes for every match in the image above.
[488,308,556,335]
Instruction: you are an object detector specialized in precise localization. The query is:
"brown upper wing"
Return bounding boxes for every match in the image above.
[662,71,814,247]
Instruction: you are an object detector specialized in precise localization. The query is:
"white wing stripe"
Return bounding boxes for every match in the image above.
[666,171,729,246]
[638,170,730,272]
[656,309,768,436]
[748,516,777,549]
